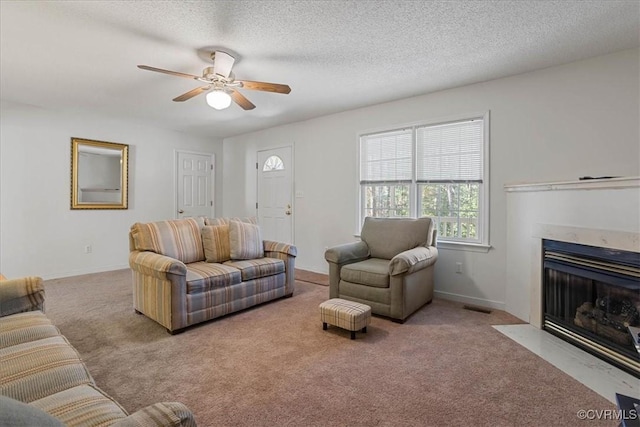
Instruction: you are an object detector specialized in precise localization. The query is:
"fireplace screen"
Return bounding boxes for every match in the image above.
[543,239,640,377]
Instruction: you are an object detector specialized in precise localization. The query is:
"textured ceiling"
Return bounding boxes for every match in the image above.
[1,1,638,139]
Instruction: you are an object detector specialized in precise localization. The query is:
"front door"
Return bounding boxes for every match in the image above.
[176,151,214,219]
[257,147,293,243]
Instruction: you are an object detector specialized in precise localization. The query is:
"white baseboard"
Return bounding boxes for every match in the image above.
[292,270,506,312]
[434,290,505,311]
[295,264,328,275]
[40,264,130,280]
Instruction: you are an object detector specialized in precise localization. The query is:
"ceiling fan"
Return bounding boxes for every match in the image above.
[138,51,291,111]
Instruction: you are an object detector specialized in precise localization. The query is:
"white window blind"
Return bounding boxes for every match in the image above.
[416,119,483,183]
[360,129,413,183]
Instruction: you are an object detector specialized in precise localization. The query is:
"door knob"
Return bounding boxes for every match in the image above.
[178,209,184,214]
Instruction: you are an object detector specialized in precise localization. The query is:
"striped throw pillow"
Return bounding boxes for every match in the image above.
[202,224,231,263]
[130,218,205,263]
[205,217,258,226]
[229,220,264,260]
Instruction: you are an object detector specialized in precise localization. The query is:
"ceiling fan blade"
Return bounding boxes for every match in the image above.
[212,51,235,79]
[237,80,291,94]
[173,86,211,102]
[230,90,256,110]
[137,65,200,80]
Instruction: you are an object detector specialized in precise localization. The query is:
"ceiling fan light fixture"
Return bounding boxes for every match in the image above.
[206,90,232,110]
[139,50,290,111]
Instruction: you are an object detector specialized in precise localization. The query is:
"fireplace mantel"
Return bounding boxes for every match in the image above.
[504,176,640,193]
[504,177,640,326]
[532,224,639,253]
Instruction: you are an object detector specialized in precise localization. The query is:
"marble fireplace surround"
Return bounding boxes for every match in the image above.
[504,177,640,326]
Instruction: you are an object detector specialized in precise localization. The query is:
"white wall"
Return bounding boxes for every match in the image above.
[222,48,640,310]
[0,101,223,279]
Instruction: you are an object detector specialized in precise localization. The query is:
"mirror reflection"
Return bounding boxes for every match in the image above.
[71,138,128,209]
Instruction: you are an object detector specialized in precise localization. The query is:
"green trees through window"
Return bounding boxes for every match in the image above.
[359,115,488,244]
[420,183,479,240]
[363,184,410,218]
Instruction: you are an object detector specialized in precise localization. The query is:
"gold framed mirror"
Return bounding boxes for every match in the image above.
[71,137,129,209]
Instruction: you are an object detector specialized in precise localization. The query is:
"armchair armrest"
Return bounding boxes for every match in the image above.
[325,241,369,299]
[129,251,187,280]
[324,241,370,265]
[263,241,297,296]
[0,276,45,317]
[389,246,438,276]
[110,402,196,427]
[263,240,297,257]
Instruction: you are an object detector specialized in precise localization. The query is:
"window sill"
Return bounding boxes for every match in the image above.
[354,234,491,253]
[436,241,492,253]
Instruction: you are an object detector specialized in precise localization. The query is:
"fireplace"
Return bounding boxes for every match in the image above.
[543,239,640,377]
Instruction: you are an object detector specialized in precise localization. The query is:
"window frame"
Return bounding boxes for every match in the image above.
[357,111,490,251]
[262,155,285,171]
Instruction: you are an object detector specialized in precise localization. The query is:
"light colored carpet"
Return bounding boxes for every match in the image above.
[43,269,616,427]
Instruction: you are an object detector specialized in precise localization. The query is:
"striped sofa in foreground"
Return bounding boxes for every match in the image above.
[128,217,297,334]
[0,276,197,426]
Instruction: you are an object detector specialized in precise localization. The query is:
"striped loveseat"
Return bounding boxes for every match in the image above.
[128,217,296,334]
[0,276,196,426]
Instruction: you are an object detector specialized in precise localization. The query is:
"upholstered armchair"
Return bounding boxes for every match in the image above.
[0,276,45,317]
[324,217,438,322]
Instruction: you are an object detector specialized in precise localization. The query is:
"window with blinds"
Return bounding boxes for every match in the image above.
[416,120,483,184]
[359,114,488,244]
[360,130,413,184]
[360,129,413,218]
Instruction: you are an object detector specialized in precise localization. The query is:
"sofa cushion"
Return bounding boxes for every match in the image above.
[0,311,60,348]
[229,221,264,260]
[186,262,242,294]
[340,258,390,288]
[0,336,93,403]
[130,218,205,264]
[360,217,434,260]
[202,224,231,263]
[30,384,128,426]
[224,258,285,281]
[186,274,287,317]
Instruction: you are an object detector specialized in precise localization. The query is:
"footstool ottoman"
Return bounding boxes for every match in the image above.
[319,298,371,340]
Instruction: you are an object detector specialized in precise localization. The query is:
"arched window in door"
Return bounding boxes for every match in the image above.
[263,155,285,171]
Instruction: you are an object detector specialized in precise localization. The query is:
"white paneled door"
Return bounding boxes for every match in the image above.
[257,147,293,243]
[176,151,214,219]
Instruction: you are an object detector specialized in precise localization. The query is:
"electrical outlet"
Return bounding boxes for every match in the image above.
[455,262,463,273]
[84,245,92,254]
